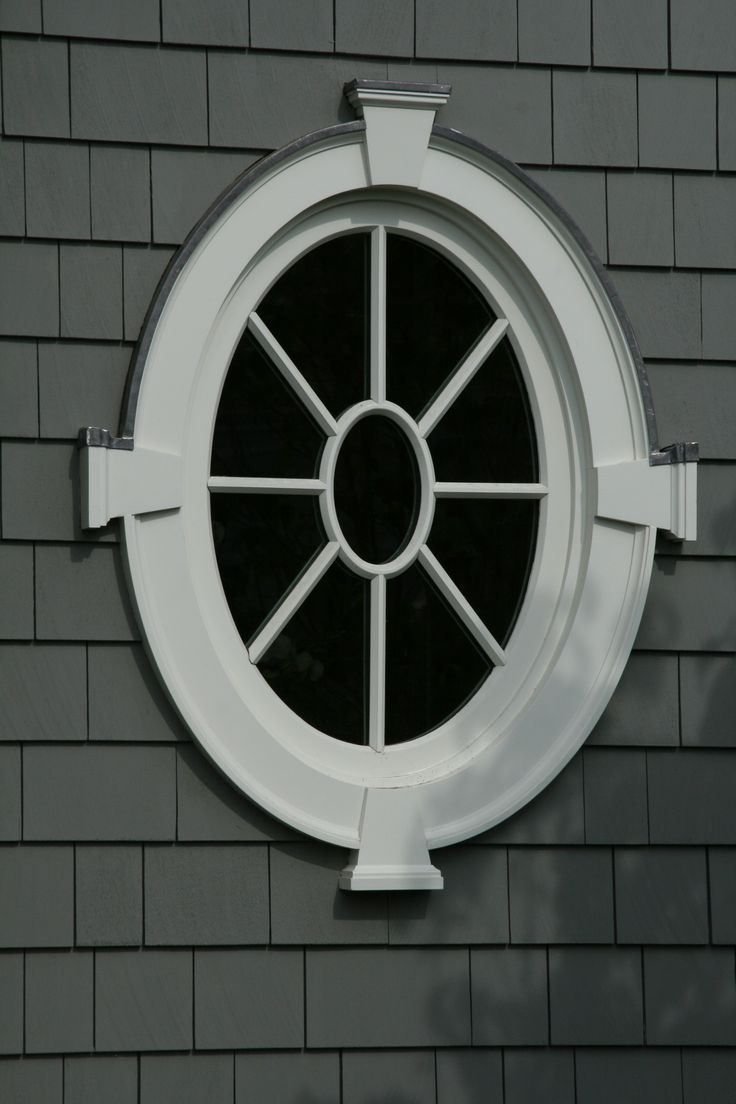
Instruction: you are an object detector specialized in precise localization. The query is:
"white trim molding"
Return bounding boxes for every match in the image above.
[80,80,697,890]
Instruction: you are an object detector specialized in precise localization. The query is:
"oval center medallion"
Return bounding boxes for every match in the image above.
[333,413,419,564]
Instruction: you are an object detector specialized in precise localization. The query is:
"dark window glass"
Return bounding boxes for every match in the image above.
[429,498,538,647]
[259,560,368,745]
[334,414,419,564]
[386,233,495,419]
[211,331,324,478]
[211,230,540,748]
[258,233,369,418]
[384,562,491,744]
[429,337,538,483]
[211,493,324,645]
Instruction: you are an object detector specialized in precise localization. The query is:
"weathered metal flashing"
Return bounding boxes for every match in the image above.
[344,78,453,98]
[78,426,133,450]
[650,441,700,465]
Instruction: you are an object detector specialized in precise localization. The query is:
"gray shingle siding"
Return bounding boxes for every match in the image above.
[0,4,734,1097]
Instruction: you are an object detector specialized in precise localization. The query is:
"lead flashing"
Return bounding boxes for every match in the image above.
[344,78,452,112]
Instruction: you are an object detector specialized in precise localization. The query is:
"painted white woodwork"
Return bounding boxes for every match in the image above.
[207,476,325,495]
[345,80,451,188]
[318,400,436,579]
[370,226,387,403]
[80,444,181,529]
[434,482,548,498]
[368,574,386,752]
[80,79,697,892]
[596,459,697,540]
[339,788,443,890]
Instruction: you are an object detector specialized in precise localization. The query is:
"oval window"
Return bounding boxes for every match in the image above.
[80,84,694,887]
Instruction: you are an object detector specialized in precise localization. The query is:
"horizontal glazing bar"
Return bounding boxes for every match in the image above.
[434,481,547,498]
[208,476,326,494]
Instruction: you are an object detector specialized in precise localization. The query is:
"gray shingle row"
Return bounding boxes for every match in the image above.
[1,941,736,1053]
[0,243,172,343]
[149,147,257,244]
[636,559,736,651]
[1,337,132,441]
[3,646,171,744]
[0,644,86,741]
[648,362,736,459]
[176,744,298,841]
[23,745,172,837]
[15,843,270,948]
[4,835,736,950]
[0,1049,726,1104]
[43,0,160,43]
[0,0,732,79]
[304,946,728,1047]
[17,144,736,280]
[38,342,130,439]
[34,545,138,641]
[648,749,736,842]
[675,174,736,268]
[590,653,678,746]
[526,169,607,259]
[71,42,207,145]
[0,0,42,34]
[478,755,584,844]
[614,271,736,362]
[591,648,736,749]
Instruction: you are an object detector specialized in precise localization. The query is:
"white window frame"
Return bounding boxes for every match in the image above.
[80,81,696,890]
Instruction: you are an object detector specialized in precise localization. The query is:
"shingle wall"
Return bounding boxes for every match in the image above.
[0,2,734,1100]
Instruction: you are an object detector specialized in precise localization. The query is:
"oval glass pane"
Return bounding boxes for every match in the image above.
[334,414,419,564]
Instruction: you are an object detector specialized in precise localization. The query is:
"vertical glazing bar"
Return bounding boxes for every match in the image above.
[369,572,386,751]
[370,226,387,403]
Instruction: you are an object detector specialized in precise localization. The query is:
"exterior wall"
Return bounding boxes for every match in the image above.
[0,2,735,1101]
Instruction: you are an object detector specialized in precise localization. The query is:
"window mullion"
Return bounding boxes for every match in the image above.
[368,572,386,751]
[370,226,387,403]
